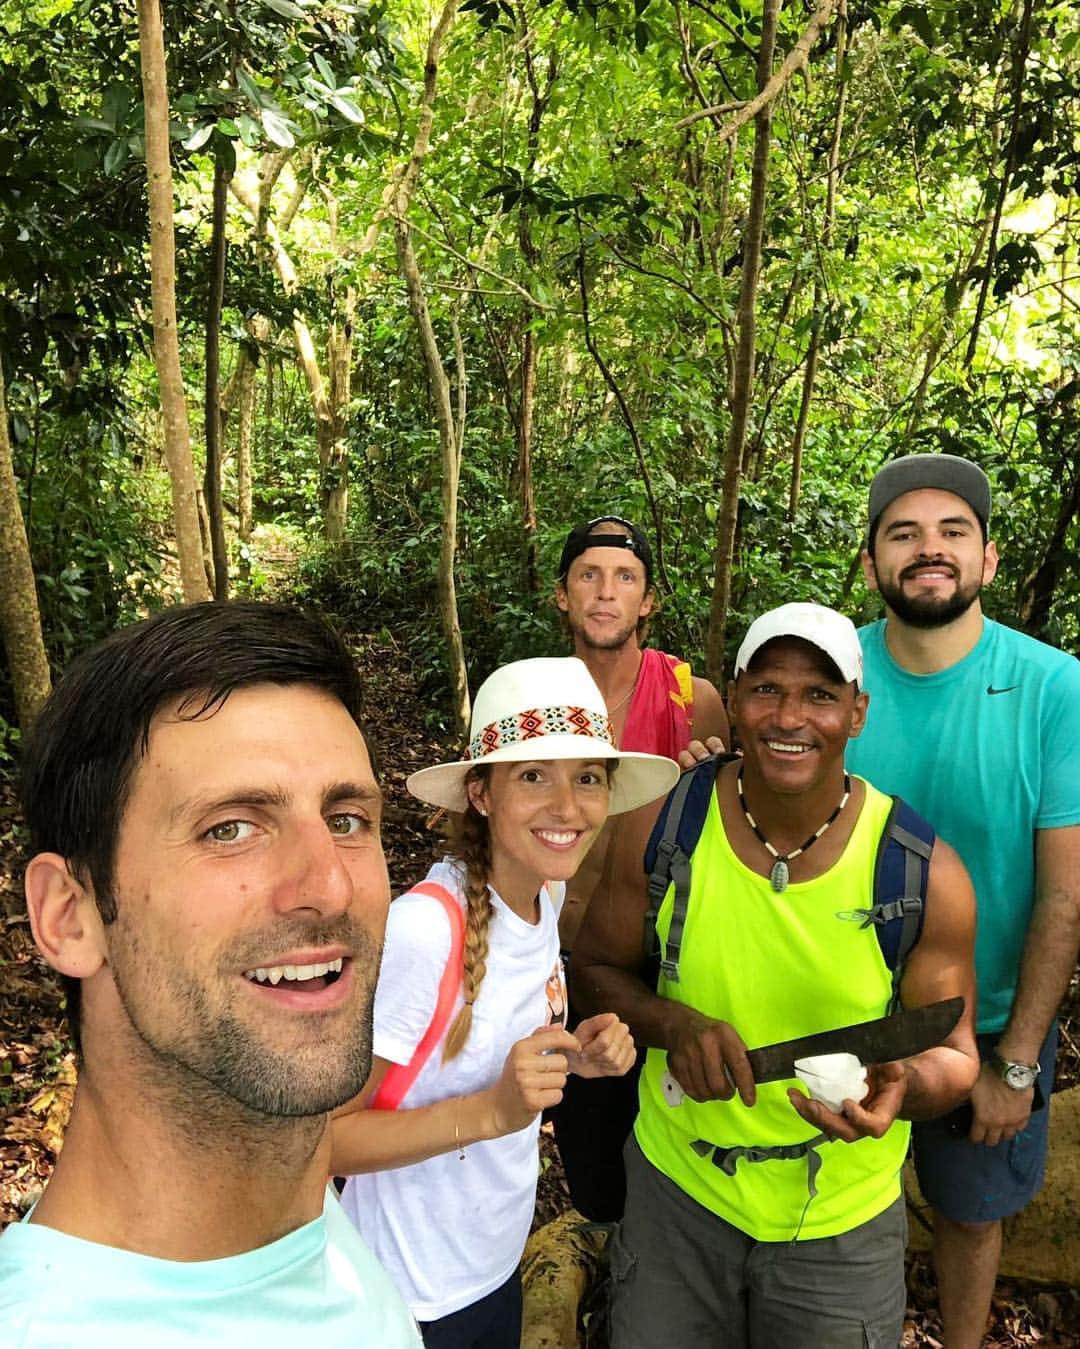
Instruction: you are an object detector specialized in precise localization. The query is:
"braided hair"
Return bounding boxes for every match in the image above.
[441,767,495,1062]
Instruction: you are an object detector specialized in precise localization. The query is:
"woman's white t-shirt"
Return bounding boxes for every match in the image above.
[339,860,566,1322]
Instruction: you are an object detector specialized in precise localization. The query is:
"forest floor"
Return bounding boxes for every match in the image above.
[1,632,1077,1345]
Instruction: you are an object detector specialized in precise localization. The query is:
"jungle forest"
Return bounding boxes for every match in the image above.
[0,0,1078,1341]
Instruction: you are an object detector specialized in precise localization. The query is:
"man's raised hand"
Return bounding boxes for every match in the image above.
[676,735,727,771]
[667,1010,756,1106]
[787,1060,908,1142]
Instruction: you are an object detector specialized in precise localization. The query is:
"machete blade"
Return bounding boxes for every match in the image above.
[746,996,964,1085]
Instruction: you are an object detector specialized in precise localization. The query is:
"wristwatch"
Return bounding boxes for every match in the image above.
[991,1050,1041,1091]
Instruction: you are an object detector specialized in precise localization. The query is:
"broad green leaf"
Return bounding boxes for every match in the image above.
[261,107,295,147]
[103,138,128,174]
[236,67,263,108]
[328,93,365,124]
[182,123,214,151]
[264,0,309,19]
[237,114,261,147]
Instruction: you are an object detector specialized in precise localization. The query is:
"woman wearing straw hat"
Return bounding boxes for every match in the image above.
[332,657,679,1347]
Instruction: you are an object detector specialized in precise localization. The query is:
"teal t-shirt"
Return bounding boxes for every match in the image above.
[0,1188,421,1348]
[847,617,1080,1033]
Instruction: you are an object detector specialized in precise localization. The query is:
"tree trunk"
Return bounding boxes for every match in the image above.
[230,168,338,536]
[520,1211,609,1349]
[514,23,556,595]
[906,213,994,433]
[325,287,356,546]
[1017,455,1080,639]
[389,0,469,736]
[904,62,1009,432]
[0,375,52,728]
[234,325,264,546]
[518,327,539,593]
[577,246,671,597]
[396,218,470,737]
[136,0,210,602]
[195,486,215,592]
[786,0,847,539]
[204,154,230,599]
[963,0,1035,369]
[705,0,782,685]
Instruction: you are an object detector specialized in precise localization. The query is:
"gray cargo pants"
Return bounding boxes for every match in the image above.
[610,1137,907,1348]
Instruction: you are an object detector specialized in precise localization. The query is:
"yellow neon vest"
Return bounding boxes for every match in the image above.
[635,777,911,1242]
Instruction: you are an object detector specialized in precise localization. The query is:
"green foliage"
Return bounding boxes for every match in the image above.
[0,715,20,768]
[6,372,173,666]
[2,0,1078,746]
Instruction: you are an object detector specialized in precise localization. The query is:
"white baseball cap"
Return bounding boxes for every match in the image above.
[734,603,863,689]
[407,657,680,815]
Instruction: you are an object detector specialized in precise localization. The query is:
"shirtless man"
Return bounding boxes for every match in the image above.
[554,516,728,951]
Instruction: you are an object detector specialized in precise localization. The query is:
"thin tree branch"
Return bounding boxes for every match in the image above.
[602,236,731,324]
[388,214,554,310]
[672,0,748,132]
[576,238,672,599]
[676,0,835,136]
[279,147,313,233]
[963,0,1035,368]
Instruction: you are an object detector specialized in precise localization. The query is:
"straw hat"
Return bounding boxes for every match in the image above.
[406,657,680,815]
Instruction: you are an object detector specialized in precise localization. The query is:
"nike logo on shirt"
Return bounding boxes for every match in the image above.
[986,684,1019,695]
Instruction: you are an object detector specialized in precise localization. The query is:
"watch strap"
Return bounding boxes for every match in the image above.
[992,1049,1040,1089]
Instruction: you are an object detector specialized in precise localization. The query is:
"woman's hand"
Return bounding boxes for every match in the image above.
[568,1012,636,1079]
[487,1025,581,1135]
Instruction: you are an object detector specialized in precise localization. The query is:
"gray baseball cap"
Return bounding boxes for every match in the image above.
[868,454,991,540]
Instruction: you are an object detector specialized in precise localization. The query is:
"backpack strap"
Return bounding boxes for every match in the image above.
[369,880,466,1111]
[644,755,732,984]
[839,796,935,1010]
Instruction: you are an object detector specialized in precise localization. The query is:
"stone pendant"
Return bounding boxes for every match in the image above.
[769,858,789,893]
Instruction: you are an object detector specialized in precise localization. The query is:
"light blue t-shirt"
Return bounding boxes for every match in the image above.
[847,617,1080,1034]
[0,1188,421,1348]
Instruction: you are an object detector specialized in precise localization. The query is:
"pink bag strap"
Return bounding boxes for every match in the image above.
[369,880,466,1111]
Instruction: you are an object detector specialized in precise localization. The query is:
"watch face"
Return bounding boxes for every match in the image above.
[1003,1063,1037,1090]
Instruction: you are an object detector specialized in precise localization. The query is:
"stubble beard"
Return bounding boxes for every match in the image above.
[106,911,381,1123]
[574,618,639,652]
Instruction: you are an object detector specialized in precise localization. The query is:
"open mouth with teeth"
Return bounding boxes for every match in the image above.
[532,829,586,850]
[764,740,813,754]
[243,957,344,992]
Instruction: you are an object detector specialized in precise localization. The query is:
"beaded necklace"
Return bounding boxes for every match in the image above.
[736,766,851,893]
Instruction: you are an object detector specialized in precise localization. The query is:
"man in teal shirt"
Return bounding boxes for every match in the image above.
[0,603,420,1347]
[847,454,1080,1349]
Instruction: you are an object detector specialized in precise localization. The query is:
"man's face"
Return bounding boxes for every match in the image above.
[863,488,998,628]
[93,683,389,1118]
[556,543,653,651]
[728,639,868,796]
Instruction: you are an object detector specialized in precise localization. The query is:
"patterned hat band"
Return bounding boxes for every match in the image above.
[466,705,616,761]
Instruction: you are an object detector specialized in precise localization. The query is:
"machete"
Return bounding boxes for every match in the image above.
[746,996,964,1084]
